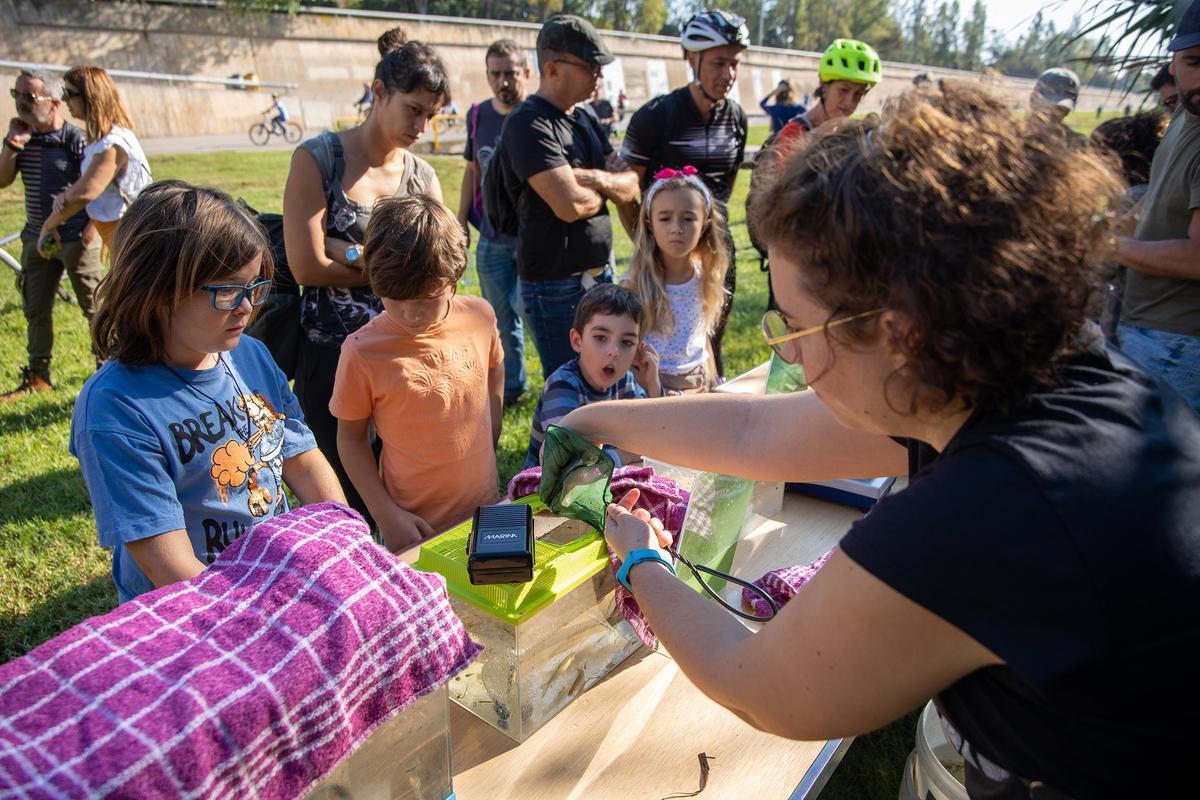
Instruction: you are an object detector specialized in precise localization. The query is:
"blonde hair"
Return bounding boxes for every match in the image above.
[63,65,134,143]
[624,180,729,336]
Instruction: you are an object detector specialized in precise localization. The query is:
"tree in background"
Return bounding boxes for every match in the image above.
[238,0,1154,94]
[960,0,987,71]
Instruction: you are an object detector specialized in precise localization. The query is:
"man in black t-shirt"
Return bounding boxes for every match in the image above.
[0,69,100,401]
[621,10,750,378]
[502,15,639,378]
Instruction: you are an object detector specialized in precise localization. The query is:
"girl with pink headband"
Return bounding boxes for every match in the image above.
[623,166,729,394]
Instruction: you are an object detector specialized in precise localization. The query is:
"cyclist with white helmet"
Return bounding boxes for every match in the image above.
[621,9,751,379]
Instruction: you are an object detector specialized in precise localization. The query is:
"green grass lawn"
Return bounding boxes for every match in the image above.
[0,150,911,798]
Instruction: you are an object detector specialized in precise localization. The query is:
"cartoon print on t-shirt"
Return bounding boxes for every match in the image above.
[209,392,287,517]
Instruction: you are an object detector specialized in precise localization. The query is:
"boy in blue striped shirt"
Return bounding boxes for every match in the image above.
[525,284,661,468]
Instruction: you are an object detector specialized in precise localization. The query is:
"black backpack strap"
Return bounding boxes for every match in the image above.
[327,132,347,197]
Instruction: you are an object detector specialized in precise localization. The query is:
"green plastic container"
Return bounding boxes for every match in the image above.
[415,498,641,741]
[765,351,807,395]
[414,496,611,625]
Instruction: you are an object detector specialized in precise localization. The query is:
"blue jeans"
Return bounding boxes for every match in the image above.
[1117,322,1200,412]
[521,267,613,378]
[475,236,528,402]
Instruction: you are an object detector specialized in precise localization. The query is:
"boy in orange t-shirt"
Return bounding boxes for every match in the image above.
[330,195,504,551]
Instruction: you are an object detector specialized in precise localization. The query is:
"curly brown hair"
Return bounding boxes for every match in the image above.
[752,81,1124,414]
[1090,111,1167,188]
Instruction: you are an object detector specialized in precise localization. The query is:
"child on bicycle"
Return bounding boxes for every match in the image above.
[264,94,288,136]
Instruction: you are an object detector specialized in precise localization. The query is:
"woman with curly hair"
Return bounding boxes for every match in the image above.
[556,83,1200,798]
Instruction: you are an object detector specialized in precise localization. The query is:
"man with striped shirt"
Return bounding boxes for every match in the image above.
[1,69,100,401]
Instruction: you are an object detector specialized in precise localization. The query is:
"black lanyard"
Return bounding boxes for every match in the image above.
[164,354,253,442]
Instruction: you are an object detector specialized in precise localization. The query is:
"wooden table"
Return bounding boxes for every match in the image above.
[445,493,863,800]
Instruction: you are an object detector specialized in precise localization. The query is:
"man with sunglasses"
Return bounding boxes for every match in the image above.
[496,14,638,378]
[1,69,101,402]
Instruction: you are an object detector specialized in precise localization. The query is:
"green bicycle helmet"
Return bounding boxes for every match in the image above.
[818,39,882,85]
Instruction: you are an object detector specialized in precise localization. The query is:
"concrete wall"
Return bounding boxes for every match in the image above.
[0,0,1130,140]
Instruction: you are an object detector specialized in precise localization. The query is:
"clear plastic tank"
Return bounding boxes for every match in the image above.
[305,686,453,800]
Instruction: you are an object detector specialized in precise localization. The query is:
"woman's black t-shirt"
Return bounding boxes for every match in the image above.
[841,343,1200,798]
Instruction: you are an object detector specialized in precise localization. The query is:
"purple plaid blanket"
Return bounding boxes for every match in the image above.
[0,502,481,799]
[508,465,689,649]
[742,548,836,616]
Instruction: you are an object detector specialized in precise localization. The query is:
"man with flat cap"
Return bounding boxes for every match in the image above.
[1113,0,1200,411]
[498,14,638,378]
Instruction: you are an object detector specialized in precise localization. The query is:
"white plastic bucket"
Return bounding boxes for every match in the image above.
[898,701,968,800]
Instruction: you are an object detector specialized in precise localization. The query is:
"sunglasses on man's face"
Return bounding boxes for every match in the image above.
[10,89,55,104]
[552,58,603,77]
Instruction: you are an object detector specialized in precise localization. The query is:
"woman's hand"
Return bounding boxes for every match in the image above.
[604,488,671,562]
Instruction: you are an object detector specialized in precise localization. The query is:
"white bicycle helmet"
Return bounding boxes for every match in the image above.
[681,10,751,52]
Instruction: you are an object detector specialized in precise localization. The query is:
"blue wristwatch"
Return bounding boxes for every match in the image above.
[617,549,676,591]
[345,244,364,265]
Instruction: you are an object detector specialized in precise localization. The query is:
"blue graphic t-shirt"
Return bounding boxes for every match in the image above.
[70,336,318,603]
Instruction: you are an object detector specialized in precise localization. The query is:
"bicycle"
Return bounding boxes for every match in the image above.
[249,112,303,146]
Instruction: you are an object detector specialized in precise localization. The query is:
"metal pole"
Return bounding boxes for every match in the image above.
[0,233,73,303]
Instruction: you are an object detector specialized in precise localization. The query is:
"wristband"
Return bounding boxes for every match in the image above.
[616,548,676,591]
[345,244,363,264]
[3,139,23,153]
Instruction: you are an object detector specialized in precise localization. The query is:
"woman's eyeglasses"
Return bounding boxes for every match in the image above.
[9,89,55,104]
[201,279,272,311]
[761,308,882,361]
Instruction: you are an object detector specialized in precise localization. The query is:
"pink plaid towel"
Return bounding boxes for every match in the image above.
[0,502,481,799]
[508,465,689,649]
[742,548,837,616]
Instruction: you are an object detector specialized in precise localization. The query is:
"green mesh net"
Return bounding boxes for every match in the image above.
[538,425,614,532]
